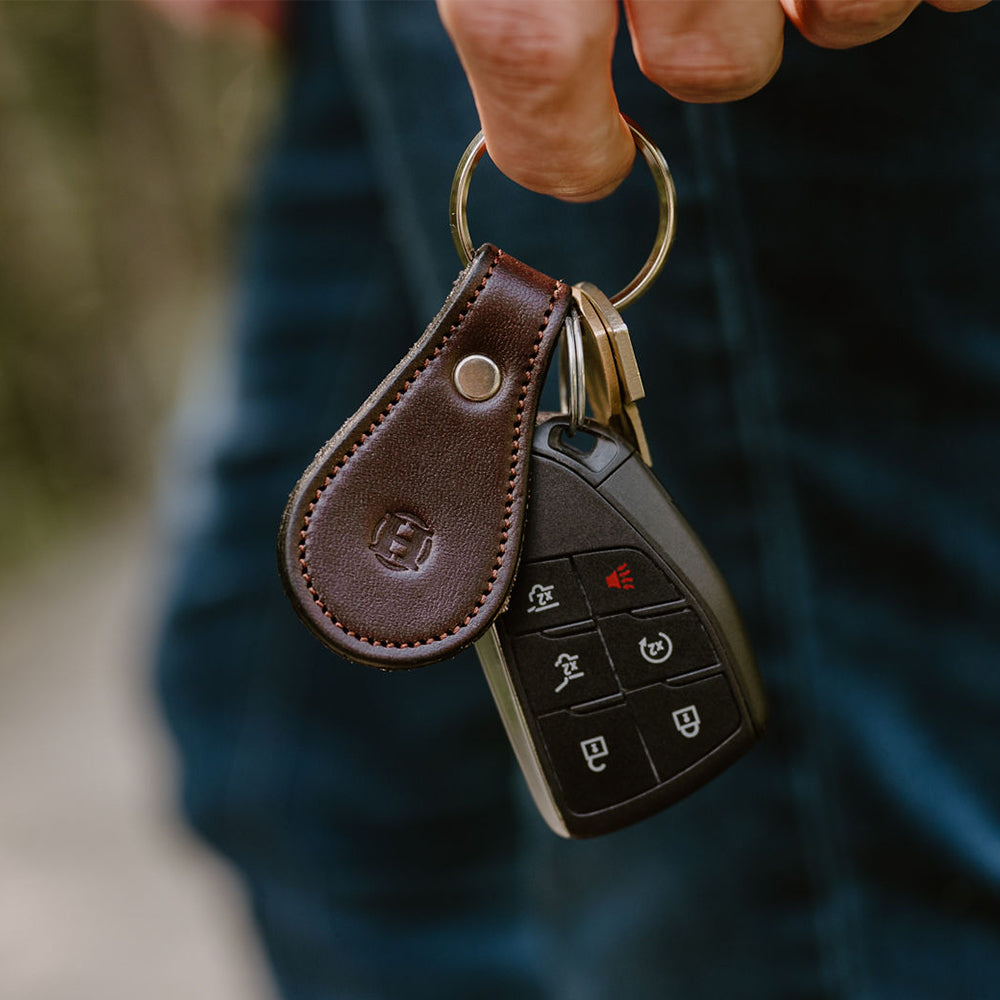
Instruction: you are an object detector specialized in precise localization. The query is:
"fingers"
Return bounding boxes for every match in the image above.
[437,0,634,201]
[779,0,922,48]
[624,0,786,103]
[439,0,991,201]
[780,1,993,51]
[925,0,993,10]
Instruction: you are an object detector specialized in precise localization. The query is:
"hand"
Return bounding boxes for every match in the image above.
[437,0,991,201]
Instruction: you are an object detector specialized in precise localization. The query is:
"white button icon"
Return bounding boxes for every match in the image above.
[526,582,560,614]
[580,735,610,772]
[672,705,701,739]
[638,631,673,664]
[553,651,585,693]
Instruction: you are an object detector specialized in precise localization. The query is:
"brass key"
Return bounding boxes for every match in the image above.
[573,282,653,466]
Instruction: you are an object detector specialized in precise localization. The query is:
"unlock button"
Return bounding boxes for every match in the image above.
[539,704,656,815]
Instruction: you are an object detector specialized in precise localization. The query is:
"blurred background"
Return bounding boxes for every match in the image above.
[0,2,279,996]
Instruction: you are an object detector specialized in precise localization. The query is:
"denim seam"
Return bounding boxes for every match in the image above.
[332,0,451,320]
[684,102,864,1000]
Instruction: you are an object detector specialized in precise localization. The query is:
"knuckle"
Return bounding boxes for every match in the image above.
[489,122,633,201]
[815,0,907,27]
[506,153,632,203]
[442,2,582,95]
[637,46,773,101]
[799,0,914,43]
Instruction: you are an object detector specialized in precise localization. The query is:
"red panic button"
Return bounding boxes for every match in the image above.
[573,548,680,614]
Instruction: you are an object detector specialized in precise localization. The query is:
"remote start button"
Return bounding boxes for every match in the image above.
[599,609,718,686]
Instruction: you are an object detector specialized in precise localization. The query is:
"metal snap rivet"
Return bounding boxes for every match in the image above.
[453,354,501,401]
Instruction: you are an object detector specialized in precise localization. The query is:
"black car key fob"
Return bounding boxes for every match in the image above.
[476,415,767,838]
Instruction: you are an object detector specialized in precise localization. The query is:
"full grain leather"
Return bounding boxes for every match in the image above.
[278,245,570,668]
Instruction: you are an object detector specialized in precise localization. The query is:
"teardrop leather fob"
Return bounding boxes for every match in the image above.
[278,245,571,669]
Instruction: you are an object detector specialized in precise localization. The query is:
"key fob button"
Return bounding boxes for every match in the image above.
[538,704,656,814]
[627,676,741,780]
[573,548,680,614]
[510,630,618,714]
[599,609,718,685]
[505,558,590,634]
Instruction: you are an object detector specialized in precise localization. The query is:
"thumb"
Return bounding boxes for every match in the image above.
[437,0,634,202]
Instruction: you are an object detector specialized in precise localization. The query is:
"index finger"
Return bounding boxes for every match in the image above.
[437,0,634,202]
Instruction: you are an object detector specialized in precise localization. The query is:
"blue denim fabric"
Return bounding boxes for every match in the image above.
[156,2,1000,997]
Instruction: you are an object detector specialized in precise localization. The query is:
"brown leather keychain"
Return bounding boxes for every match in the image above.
[278,245,571,668]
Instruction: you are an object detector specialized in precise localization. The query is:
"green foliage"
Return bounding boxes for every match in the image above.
[0,1,278,566]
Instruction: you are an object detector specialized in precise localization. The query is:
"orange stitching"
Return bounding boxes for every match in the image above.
[299,255,563,648]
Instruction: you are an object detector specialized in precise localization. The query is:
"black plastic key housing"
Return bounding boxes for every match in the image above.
[475,416,767,838]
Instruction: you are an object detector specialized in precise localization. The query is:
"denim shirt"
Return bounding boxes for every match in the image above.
[157,2,1000,997]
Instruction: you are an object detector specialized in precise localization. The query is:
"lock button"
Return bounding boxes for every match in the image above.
[627,676,741,780]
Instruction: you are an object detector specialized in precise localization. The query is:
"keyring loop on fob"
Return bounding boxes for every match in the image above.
[449,117,677,310]
[558,305,587,434]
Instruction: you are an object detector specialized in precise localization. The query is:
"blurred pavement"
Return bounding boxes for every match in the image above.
[0,508,276,1000]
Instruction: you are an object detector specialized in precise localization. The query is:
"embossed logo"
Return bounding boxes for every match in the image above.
[369,512,434,572]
